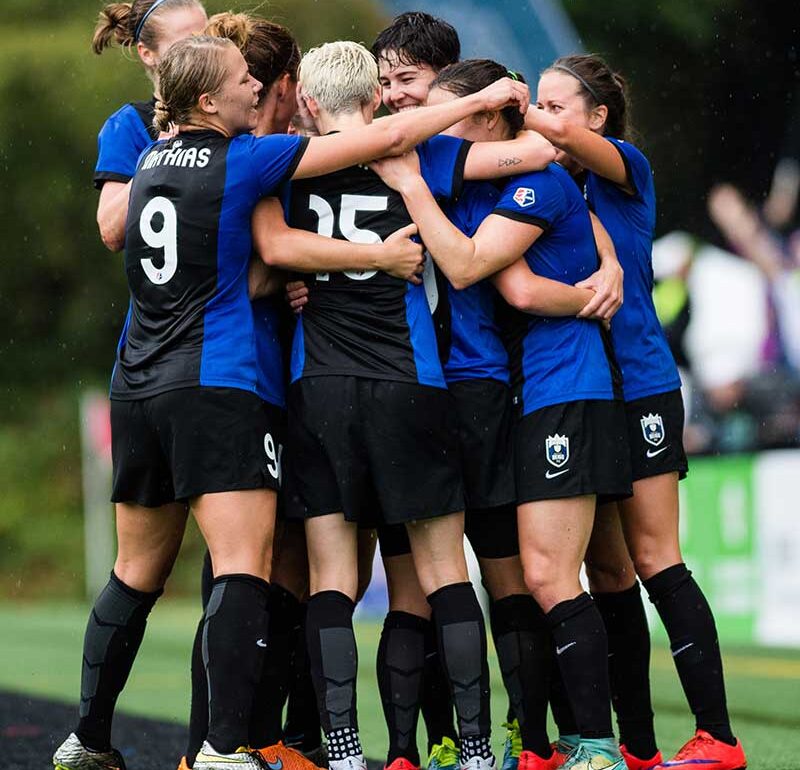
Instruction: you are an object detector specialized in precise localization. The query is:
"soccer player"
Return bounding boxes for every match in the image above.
[525,54,748,770]
[52,34,530,770]
[91,0,208,251]
[372,67,636,770]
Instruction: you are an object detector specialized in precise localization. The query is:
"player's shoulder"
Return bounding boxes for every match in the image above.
[605,136,651,172]
[499,164,568,205]
[101,101,150,134]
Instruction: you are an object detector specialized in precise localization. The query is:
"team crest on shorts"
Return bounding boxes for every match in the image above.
[640,413,665,446]
[545,434,569,467]
[513,187,536,208]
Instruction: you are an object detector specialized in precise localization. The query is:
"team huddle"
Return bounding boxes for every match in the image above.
[52,3,748,770]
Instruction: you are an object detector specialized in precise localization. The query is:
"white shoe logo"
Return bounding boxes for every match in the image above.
[556,641,577,655]
[672,641,694,657]
[646,445,669,458]
[545,468,570,479]
[256,638,267,648]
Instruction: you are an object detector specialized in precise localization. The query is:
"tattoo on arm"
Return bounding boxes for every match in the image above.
[498,157,523,168]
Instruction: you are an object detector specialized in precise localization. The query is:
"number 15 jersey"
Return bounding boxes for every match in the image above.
[284,135,470,389]
[111,129,308,400]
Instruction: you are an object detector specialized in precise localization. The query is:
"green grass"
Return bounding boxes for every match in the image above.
[1,601,798,768]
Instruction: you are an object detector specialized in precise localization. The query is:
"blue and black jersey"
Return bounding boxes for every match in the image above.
[110,129,308,401]
[285,134,470,389]
[440,181,509,384]
[493,163,620,416]
[583,138,680,401]
[94,100,159,189]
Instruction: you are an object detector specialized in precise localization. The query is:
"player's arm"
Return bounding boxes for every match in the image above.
[523,107,632,192]
[492,255,594,315]
[291,77,530,179]
[463,130,557,180]
[96,180,131,252]
[575,212,623,321]
[252,197,424,283]
[248,258,285,300]
[372,153,594,313]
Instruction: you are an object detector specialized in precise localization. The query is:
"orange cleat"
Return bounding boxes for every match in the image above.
[257,741,326,770]
[384,759,421,770]
[653,730,746,770]
[619,746,662,770]
[518,749,561,770]
[176,758,190,770]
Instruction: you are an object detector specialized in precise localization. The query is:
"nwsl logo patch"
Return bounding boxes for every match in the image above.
[513,187,536,208]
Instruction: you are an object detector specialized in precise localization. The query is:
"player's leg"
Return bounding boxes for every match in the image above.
[468,511,553,768]
[584,504,658,766]
[378,526,458,770]
[620,474,744,767]
[190,487,275,764]
[406,512,495,770]
[304,512,363,769]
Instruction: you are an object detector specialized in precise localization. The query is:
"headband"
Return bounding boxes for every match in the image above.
[552,64,601,105]
[507,70,520,82]
[134,0,170,42]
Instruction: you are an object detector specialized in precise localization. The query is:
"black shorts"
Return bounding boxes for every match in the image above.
[286,376,464,525]
[111,387,285,507]
[376,502,518,561]
[515,399,632,504]
[450,379,516,509]
[625,389,688,482]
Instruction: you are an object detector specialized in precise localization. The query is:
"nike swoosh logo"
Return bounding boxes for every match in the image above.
[659,761,719,767]
[265,760,284,770]
[589,759,626,770]
[646,445,669,458]
[556,641,577,655]
[256,639,267,648]
[545,468,570,479]
[672,642,694,657]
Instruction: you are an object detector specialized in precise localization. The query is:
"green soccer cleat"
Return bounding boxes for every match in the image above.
[53,733,126,770]
[428,737,460,770]
[501,720,523,770]
[559,739,626,770]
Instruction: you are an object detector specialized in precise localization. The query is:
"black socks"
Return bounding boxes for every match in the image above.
[421,617,459,753]
[284,602,323,751]
[204,574,270,753]
[427,582,491,760]
[593,583,657,758]
[644,564,735,745]
[249,583,303,747]
[306,590,361,757]
[76,572,161,752]
[491,594,552,758]
[187,616,208,766]
[377,611,426,765]
[546,592,613,740]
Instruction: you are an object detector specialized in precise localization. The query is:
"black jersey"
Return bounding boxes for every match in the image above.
[285,134,469,388]
[111,129,307,400]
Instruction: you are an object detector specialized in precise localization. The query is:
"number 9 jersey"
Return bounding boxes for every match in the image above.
[111,129,308,400]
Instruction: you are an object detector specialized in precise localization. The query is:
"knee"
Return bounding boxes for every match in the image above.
[113,557,171,594]
[585,557,636,593]
[627,539,682,581]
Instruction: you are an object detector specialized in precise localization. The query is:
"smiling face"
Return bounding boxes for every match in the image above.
[206,45,263,135]
[378,50,439,113]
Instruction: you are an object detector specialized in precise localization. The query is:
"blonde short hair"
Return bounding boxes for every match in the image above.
[298,41,379,114]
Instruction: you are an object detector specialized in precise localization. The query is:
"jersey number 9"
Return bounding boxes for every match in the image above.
[139,196,178,285]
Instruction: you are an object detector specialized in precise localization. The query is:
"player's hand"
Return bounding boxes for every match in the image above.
[379,223,425,284]
[286,280,309,313]
[478,77,530,115]
[575,259,623,321]
[294,84,320,137]
[369,151,422,193]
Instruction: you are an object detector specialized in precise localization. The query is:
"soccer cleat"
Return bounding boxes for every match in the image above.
[460,755,497,770]
[653,730,746,770]
[551,735,579,768]
[329,754,368,770]
[257,741,326,770]
[53,733,127,770]
[193,741,267,769]
[428,738,460,770]
[518,749,561,770]
[558,739,626,770]
[619,745,662,770]
[501,720,523,770]
[384,759,421,770]
[177,757,191,770]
